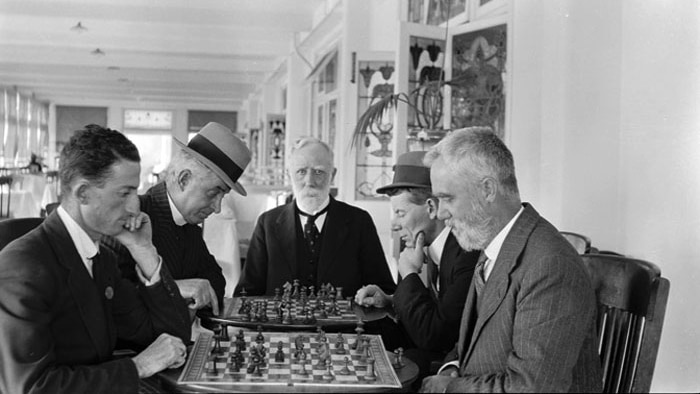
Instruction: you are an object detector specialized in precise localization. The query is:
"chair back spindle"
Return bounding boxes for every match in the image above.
[581,254,669,393]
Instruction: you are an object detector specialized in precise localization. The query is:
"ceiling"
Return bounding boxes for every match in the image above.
[0,0,325,110]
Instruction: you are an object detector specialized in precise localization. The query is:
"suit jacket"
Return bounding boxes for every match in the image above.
[137,182,226,305]
[446,203,602,393]
[236,197,396,297]
[392,232,480,351]
[0,212,191,394]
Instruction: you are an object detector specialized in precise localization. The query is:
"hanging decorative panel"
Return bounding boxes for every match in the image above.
[264,114,285,186]
[406,35,447,152]
[354,60,396,200]
[449,18,508,139]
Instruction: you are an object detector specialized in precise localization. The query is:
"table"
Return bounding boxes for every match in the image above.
[157,350,418,393]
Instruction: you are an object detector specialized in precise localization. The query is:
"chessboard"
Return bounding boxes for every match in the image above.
[215,282,366,330]
[178,330,402,389]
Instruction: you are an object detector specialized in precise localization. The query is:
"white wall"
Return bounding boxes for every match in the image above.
[619,2,700,392]
[510,0,700,392]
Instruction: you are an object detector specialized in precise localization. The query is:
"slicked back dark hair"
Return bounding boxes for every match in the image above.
[59,124,140,196]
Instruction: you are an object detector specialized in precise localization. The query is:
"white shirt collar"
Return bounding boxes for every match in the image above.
[427,226,451,267]
[296,197,330,232]
[56,205,100,277]
[167,190,187,226]
[483,206,524,281]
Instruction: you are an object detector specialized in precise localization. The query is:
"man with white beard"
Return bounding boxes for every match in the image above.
[420,127,603,393]
[235,137,395,298]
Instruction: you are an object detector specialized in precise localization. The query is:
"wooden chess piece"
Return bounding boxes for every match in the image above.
[323,358,334,380]
[339,356,351,375]
[275,341,285,362]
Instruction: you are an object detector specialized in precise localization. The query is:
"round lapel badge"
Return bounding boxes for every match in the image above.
[105,286,114,300]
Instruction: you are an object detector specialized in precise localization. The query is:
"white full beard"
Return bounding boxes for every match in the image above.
[294,189,328,213]
[450,199,494,252]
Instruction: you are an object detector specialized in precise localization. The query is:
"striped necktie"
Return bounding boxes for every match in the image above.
[474,252,488,299]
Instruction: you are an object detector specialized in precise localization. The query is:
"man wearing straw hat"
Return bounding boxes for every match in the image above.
[119,122,251,317]
[355,151,481,380]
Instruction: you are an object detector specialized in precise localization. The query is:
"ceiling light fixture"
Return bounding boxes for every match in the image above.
[91,48,106,56]
[70,21,87,33]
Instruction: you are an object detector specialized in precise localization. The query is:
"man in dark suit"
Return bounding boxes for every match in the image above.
[130,122,251,315]
[235,137,395,298]
[0,125,191,393]
[421,127,603,393]
[354,151,480,377]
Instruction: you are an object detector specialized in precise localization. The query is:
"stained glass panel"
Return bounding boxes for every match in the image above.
[450,22,507,139]
[355,60,396,200]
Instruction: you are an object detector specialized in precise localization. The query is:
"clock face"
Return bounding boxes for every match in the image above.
[124,110,173,130]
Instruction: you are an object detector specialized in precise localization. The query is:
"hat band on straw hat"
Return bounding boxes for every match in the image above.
[188,133,244,182]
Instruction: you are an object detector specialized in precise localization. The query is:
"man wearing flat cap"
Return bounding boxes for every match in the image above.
[355,151,481,379]
[117,122,251,316]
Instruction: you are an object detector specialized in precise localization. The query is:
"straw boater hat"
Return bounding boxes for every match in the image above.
[376,151,431,194]
[173,122,252,196]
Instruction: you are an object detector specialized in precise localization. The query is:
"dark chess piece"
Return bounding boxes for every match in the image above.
[336,286,343,300]
[339,356,351,375]
[256,325,265,344]
[335,332,346,354]
[207,356,218,374]
[308,285,316,300]
[220,324,229,341]
[230,356,241,372]
[276,303,284,322]
[211,334,223,356]
[351,321,365,350]
[317,301,328,318]
[393,347,405,369]
[236,329,246,351]
[238,288,247,314]
[346,296,354,313]
[275,341,285,362]
[261,301,269,322]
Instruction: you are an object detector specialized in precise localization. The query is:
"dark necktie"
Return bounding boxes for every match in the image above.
[426,253,439,298]
[474,252,488,299]
[299,205,329,253]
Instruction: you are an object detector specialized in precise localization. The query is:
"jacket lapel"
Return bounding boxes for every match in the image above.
[44,213,111,359]
[439,233,461,289]
[461,204,540,365]
[317,198,349,280]
[274,202,298,278]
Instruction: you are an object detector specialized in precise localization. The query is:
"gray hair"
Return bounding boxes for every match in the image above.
[289,137,334,164]
[163,147,216,185]
[424,127,520,198]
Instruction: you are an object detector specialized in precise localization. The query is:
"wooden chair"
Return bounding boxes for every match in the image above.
[0,176,12,218]
[0,217,44,251]
[580,254,670,393]
[560,231,592,254]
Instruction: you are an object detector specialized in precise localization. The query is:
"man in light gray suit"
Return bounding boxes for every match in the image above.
[420,127,602,393]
